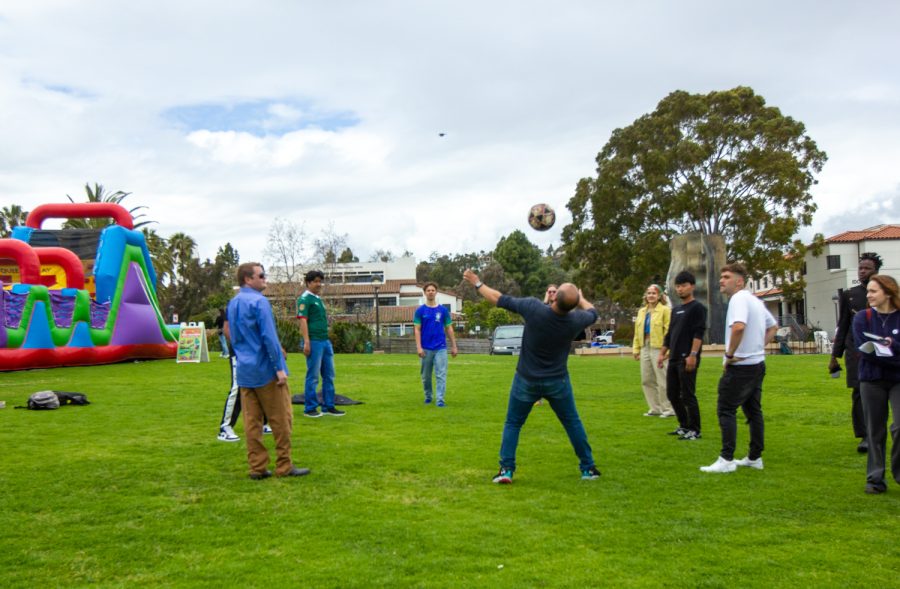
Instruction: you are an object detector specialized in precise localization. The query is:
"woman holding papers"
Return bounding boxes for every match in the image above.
[852,274,900,495]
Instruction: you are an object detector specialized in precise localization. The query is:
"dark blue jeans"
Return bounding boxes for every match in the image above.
[499,373,595,472]
[304,339,336,411]
[716,363,766,461]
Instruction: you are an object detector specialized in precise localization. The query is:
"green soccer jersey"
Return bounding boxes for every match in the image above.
[297,292,329,340]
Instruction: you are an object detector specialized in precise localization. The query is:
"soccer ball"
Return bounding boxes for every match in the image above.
[528,203,556,231]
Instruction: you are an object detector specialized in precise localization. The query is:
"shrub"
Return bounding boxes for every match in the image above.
[331,322,373,353]
[276,318,303,353]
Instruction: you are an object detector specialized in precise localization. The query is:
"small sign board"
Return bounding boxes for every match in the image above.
[176,321,209,363]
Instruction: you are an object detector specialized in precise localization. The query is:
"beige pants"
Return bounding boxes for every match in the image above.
[241,378,295,476]
[640,345,672,414]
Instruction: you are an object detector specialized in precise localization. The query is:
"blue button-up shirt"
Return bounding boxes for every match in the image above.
[227,286,288,388]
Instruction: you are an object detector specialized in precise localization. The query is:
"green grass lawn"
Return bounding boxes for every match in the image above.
[1,353,897,588]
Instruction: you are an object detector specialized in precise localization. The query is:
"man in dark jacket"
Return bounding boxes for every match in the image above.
[830,252,883,453]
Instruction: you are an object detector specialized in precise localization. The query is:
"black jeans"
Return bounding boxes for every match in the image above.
[860,380,900,490]
[716,363,766,461]
[666,359,701,433]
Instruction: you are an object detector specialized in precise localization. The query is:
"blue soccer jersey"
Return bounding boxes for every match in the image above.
[414,304,452,351]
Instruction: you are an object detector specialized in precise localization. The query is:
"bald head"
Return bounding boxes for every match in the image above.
[553,283,580,313]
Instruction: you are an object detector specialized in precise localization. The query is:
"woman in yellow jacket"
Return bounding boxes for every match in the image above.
[633,284,674,417]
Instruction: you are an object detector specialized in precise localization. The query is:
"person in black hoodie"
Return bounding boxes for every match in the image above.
[831,252,883,453]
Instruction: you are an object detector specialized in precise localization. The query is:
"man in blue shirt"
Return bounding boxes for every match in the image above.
[227,262,309,480]
[414,282,458,406]
[463,269,601,484]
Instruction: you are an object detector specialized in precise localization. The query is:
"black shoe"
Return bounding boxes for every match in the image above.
[581,466,601,480]
[280,467,311,477]
[668,427,687,436]
[679,430,702,440]
[865,484,886,495]
[857,440,868,453]
[249,470,273,480]
[304,409,323,418]
[323,407,346,416]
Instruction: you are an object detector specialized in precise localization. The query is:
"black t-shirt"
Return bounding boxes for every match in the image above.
[664,299,707,360]
[498,295,598,380]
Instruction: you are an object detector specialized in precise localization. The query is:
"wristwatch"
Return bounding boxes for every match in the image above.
[474,281,483,289]
[689,351,698,357]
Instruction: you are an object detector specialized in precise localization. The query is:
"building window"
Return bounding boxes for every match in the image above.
[826,255,841,270]
[763,277,768,288]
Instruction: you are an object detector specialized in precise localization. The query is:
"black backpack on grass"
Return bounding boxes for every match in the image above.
[15,391,90,410]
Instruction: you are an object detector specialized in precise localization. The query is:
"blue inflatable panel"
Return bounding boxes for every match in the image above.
[68,321,95,348]
[23,301,55,349]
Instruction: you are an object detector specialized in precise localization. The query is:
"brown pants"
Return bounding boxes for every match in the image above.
[241,378,294,476]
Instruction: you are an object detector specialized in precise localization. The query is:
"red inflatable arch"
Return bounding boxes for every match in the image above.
[0,238,41,285]
[34,247,85,289]
[25,202,134,230]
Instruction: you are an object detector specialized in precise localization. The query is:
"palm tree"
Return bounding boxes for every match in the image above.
[0,204,29,238]
[168,232,197,284]
[63,182,154,229]
[143,228,174,286]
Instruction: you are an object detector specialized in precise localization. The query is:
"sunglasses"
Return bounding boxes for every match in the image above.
[257,273,266,279]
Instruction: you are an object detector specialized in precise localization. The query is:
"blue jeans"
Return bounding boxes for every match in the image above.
[304,339,336,411]
[421,349,448,402]
[499,373,595,472]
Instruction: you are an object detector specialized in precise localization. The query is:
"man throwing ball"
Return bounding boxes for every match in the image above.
[463,269,601,484]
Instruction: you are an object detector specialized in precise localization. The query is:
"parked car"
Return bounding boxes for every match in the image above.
[593,330,615,344]
[490,324,524,355]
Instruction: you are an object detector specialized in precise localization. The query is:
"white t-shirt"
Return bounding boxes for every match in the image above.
[724,289,777,365]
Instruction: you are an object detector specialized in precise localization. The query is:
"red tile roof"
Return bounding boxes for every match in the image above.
[754,287,783,299]
[827,224,900,243]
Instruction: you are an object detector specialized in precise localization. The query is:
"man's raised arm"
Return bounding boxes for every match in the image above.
[463,269,501,306]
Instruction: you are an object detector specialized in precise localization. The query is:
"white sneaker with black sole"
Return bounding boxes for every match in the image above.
[217,425,240,442]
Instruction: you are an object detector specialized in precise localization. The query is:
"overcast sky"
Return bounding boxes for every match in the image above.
[2,1,898,266]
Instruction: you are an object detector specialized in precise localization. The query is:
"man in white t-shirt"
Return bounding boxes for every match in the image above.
[701,263,778,474]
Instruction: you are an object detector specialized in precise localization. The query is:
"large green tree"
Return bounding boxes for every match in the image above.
[562,86,827,304]
[493,230,546,297]
[416,251,486,288]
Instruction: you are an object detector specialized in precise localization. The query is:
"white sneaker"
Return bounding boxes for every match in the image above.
[700,456,736,473]
[735,456,764,470]
[217,426,240,442]
[263,424,273,435]
[659,411,675,418]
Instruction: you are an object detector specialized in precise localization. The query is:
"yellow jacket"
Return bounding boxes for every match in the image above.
[632,304,671,351]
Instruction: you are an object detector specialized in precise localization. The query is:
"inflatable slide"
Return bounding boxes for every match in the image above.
[0,202,178,371]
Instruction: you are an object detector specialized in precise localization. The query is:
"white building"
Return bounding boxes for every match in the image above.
[802,225,900,339]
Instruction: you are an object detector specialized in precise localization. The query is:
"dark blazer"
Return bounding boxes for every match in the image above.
[833,284,867,387]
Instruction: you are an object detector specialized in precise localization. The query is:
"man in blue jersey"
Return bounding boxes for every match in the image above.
[414,282,458,407]
[463,269,601,484]
[227,262,309,480]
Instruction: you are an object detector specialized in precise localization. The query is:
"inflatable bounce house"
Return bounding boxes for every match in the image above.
[0,202,178,371]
